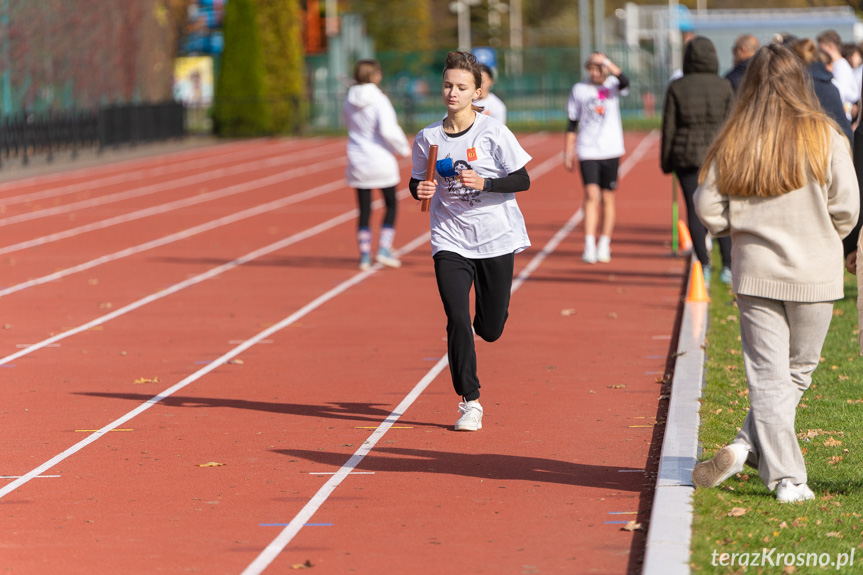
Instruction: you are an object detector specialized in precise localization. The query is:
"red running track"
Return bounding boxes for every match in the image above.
[0,132,684,574]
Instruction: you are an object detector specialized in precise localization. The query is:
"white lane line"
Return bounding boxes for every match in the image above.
[0,178,347,298]
[0,156,345,257]
[0,138,333,201]
[0,144,345,228]
[0,230,432,501]
[240,132,659,575]
[0,189,414,366]
[0,140,277,205]
[0,140,259,193]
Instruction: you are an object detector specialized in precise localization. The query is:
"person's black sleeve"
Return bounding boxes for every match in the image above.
[567,119,579,133]
[616,72,630,91]
[843,126,863,257]
[409,177,420,201]
[486,166,530,193]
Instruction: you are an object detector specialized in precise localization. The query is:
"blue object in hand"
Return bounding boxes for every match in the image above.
[436,157,457,178]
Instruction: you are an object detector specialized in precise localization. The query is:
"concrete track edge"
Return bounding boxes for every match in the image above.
[642,260,710,575]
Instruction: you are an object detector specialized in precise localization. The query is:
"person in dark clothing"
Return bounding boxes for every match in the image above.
[845,82,863,272]
[661,36,734,286]
[792,38,853,145]
[725,34,759,92]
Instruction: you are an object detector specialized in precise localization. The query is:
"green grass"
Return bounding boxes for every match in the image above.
[690,252,863,573]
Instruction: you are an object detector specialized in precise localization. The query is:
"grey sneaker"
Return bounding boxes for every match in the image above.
[720,266,732,285]
[776,478,815,503]
[359,253,372,270]
[692,443,747,488]
[455,400,483,431]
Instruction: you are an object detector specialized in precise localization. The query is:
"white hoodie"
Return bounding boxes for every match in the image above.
[343,83,410,189]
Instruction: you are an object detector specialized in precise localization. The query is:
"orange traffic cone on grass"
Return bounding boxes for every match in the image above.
[687,260,711,303]
[677,219,693,253]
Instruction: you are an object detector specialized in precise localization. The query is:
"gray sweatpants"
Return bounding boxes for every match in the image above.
[733,294,834,491]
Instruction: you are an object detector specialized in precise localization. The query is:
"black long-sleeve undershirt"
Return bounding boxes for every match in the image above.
[409,165,530,200]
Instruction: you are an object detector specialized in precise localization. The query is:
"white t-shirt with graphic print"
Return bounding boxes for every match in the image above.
[567,75,627,160]
[411,112,532,259]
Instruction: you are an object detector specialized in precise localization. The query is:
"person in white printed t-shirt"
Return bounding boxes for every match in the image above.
[563,51,630,264]
[411,51,531,433]
[343,59,411,270]
[473,63,507,124]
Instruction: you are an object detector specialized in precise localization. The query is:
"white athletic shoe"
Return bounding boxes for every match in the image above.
[597,242,611,263]
[375,248,401,268]
[455,400,483,431]
[582,244,597,264]
[776,478,815,503]
[691,443,748,488]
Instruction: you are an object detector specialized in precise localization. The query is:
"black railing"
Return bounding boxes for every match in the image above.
[0,101,185,168]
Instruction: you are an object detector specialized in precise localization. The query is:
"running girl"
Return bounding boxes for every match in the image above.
[410,50,532,431]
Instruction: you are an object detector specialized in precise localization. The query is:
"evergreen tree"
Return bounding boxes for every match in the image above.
[256,0,307,134]
[212,0,271,136]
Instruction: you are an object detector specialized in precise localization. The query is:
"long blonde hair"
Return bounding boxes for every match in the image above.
[699,43,842,197]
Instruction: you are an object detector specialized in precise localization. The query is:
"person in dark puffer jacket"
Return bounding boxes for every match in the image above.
[661,36,734,285]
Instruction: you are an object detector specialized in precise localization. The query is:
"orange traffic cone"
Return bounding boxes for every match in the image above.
[677,219,693,253]
[687,260,711,303]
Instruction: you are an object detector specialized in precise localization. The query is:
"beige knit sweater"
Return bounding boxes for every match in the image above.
[695,127,859,303]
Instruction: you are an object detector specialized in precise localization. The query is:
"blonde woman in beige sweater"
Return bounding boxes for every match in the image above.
[693,43,859,503]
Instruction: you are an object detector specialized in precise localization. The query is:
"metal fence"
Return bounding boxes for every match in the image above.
[305,45,669,134]
[0,101,185,168]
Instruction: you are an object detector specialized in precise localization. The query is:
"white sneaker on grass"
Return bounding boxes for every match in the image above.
[776,478,815,503]
[691,442,748,488]
[455,400,483,431]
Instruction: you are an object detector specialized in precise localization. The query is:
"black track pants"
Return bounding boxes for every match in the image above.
[433,250,514,401]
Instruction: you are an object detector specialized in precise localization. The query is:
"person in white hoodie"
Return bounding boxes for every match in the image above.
[343,59,411,269]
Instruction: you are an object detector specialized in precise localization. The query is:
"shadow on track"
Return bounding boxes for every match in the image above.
[75,392,451,429]
[275,447,647,490]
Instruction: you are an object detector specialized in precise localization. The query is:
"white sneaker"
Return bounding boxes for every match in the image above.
[375,248,401,268]
[597,242,611,263]
[776,478,815,503]
[691,443,748,488]
[582,244,597,264]
[454,400,483,431]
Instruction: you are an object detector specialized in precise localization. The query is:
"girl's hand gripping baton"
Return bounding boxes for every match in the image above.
[420,145,438,213]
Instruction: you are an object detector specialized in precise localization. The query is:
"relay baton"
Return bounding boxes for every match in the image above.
[420,144,438,213]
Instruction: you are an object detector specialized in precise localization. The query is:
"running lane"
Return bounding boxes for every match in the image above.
[0,133,682,575]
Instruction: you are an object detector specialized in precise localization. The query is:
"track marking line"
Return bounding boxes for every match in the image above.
[0,156,346,257]
[0,189,416,367]
[0,177,345,297]
[0,139,278,195]
[0,228,433,502]
[0,142,344,224]
[259,523,333,527]
[308,472,376,476]
[353,426,413,429]
[0,475,61,479]
[75,429,134,432]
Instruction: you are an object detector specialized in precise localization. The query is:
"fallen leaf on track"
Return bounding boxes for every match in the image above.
[197,462,225,468]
